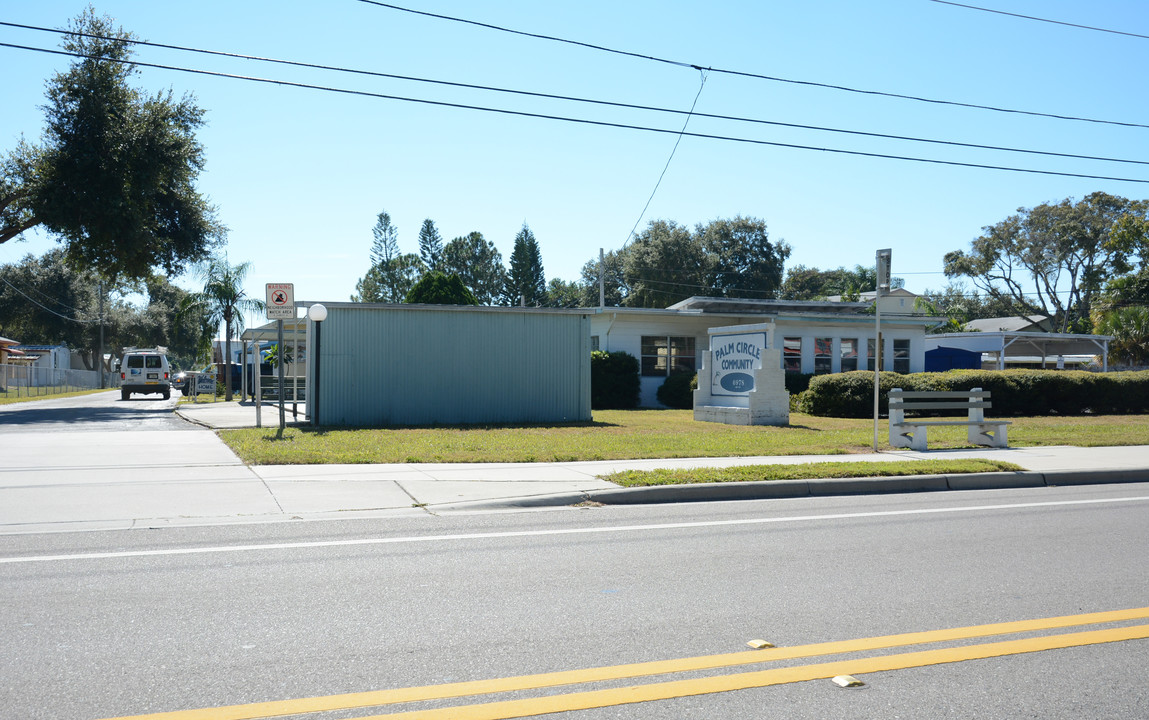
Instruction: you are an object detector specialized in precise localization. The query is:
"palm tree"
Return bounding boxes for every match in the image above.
[185,256,264,401]
[1096,306,1149,367]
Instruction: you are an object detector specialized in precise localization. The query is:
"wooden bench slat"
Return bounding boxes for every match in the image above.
[896,420,1012,427]
[890,391,989,399]
[890,402,992,411]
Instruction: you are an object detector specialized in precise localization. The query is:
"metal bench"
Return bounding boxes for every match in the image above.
[888,387,1011,451]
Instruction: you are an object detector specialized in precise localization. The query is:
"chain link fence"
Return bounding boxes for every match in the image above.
[0,363,118,399]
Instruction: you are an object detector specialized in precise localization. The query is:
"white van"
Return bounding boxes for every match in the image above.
[120,349,172,400]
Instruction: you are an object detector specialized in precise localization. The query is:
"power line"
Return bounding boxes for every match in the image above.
[354,0,1149,130]
[930,1,1149,41]
[4,21,1147,166]
[3,41,1147,185]
[0,277,97,324]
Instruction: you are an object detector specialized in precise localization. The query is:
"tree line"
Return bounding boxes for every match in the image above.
[352,213,547,307]
[351,213,798,309]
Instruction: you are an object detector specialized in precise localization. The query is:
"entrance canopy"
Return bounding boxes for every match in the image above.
[240,318,308,343]
[925,332,1112,371]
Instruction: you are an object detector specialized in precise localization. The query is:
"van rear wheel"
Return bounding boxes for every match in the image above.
[121,389,130,401]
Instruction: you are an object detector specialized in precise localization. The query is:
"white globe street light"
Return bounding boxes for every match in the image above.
[307,303,327,425]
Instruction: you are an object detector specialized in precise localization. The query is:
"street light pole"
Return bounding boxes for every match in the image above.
[307,304,327,427]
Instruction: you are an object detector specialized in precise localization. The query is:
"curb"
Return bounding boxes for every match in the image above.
[449,468,1149,510]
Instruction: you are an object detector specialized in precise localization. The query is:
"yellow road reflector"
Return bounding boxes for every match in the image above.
[747,640,775,649]
[832,675,865,687]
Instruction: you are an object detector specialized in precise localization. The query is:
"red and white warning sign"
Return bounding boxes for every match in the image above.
[265,283,295,319]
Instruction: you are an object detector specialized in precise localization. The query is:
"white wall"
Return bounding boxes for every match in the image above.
[591,311,928,406]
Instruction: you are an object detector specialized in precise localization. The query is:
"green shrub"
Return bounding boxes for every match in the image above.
[798,369,1149,418]
[785,372,814,395]
[657,372,697,409]
[591,350,640,409]
[797,371,904,417]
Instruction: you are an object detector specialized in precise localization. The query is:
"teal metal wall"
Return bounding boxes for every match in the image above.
[313,304,591,426]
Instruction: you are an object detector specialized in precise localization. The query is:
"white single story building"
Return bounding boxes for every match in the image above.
[590,293,939,406]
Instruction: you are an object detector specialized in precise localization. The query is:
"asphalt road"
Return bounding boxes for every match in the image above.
[0,389,188,432]
[3,483,1149,719]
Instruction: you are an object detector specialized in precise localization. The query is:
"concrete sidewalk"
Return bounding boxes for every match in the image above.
[3,400,1147,535]
[174,399,1149,509]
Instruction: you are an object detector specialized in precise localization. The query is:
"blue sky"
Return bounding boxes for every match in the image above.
[2,1,1147,323]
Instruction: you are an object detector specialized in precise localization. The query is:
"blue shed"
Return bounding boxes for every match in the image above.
[307,303,592,427]
[925,346,982,372]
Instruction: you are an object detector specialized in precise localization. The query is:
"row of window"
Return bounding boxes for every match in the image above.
[602,335,911,376]
[783,337,910,374]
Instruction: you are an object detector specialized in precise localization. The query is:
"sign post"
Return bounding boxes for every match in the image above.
[265,284,295,436]
[873,250,891,452]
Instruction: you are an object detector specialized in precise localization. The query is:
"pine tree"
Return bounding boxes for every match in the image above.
[418,218,443,272]
[504,223,546,306]
[369,210,399,268]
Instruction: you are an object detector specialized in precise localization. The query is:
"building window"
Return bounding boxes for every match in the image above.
[814,337,832,374]
[641,335,695,376]
[841,338,859,372]
[591,335,600,352]
[868,338,877,371]
[894,339,911,373]
[783,337,802,373]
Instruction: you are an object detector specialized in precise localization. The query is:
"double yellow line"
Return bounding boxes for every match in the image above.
[104,607,1149,720]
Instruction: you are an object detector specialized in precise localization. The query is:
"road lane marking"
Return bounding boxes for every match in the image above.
[5,494,1149,564]
[353,624,1149,720]
[97,607,1149,720]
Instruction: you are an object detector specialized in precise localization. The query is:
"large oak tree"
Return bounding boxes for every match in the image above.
[944,192,1148,333]
[0,9,222,281]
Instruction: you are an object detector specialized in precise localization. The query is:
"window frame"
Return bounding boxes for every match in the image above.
[783,336,802,373]
[640,335,696,377]
[813,337,833,375]
[840,338,859,372]
[893,338,911,374]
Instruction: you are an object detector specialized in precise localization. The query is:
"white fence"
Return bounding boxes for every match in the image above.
[0,363,117,398]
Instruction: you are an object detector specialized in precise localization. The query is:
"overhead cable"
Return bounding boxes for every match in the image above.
[3,42,1147,186]
[3,21,1147,166]
[0,277,97,324]
[931,1,1149,41]
[354,0,1149,130]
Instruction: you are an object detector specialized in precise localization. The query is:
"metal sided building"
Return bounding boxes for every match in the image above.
[306,303,592,427]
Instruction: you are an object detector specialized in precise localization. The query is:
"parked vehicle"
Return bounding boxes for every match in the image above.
[120,349,171,400]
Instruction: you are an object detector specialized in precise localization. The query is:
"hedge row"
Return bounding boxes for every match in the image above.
[591,351,641,409]
[797,369,1149,418]
[656,372,697,409]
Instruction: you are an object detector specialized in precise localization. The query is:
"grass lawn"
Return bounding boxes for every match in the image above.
[217,409,1149,465]
[0,387,111,405]
[606,459,1025,487]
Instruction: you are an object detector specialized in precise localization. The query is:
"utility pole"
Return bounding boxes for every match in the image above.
[873,249,892,452]
[98,280,106,389]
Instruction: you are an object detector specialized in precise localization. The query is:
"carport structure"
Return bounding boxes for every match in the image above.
[925,331,1113,371]
[237,316,309,405]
